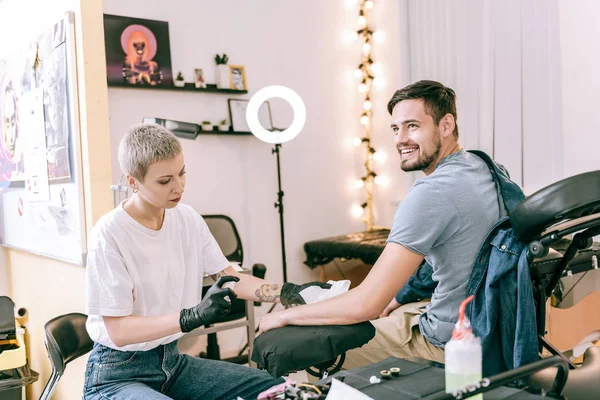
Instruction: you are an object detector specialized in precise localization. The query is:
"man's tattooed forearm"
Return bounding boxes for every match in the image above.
[210,270,228,282]
[255,284,281,302]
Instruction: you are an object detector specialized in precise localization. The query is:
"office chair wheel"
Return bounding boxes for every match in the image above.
[306,353,346,378]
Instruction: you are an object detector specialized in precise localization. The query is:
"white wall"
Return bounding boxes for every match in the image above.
[0,246,7,296]
[103,0,406,283]
[103,0,405,356]
[559,0,600,177]
[399,0,565,195]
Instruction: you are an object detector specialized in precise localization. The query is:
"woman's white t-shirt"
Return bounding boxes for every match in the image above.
[85,202,229,351]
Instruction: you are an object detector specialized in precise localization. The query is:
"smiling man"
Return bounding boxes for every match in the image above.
[258,80,501,368]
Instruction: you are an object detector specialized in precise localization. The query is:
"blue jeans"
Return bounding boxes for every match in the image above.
[83,342,283,400]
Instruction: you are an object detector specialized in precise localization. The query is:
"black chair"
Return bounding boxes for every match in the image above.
[195,215,266,365]
[0,296,18,354]
[252,170,600,398]
[39,313,93,400]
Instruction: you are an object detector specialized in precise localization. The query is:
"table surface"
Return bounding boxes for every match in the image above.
[319,356,546,400]
[303,229,390,269]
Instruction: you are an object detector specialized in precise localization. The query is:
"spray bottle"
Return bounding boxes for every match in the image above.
[445,295,482,400]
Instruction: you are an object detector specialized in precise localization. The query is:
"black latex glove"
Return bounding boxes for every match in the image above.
[280,281,332,307]
[179,275,240,333]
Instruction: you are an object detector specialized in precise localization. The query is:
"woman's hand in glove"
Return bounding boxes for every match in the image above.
[179,275,240,333]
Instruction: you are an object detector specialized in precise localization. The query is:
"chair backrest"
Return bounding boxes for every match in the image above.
[0,296,16,338]
[203,215,243,265]
[44,313,93,375]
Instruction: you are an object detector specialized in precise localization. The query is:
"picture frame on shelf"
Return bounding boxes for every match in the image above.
[228,99,272,133]
[194,68,206,88]
[103,14,174,87]
[229,64,247,91]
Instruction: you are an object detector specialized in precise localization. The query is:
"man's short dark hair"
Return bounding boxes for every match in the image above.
[387,80,459,138]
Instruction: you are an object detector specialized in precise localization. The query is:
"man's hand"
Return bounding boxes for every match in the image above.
[179,276,239,333]
[379,298,401,318]
[258,310,287,334]
[280,281,332,306]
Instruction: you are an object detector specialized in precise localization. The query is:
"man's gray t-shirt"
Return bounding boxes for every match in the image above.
[387,150,500,346]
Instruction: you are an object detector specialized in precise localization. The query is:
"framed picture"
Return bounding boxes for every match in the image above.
[103,14,174,86]
[229,64,247,91]
[193,68,206,88]
[1,12,88,266]
[228,99,272,133]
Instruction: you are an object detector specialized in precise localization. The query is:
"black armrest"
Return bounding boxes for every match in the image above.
[252,322,376,377]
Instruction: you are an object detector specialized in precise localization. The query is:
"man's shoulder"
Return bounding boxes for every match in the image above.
[420,152,488,187]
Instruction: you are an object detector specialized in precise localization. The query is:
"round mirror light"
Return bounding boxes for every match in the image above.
[246,85,306,144]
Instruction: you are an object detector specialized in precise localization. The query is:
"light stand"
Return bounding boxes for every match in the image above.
[236,86,306,358]
[273,143,288,283]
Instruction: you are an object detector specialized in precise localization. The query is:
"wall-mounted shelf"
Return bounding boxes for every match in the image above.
[108,82,248,94]
[198,129,252,136]
[172,129,253,140]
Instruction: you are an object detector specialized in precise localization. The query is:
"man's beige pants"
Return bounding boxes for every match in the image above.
[343,302,445,370]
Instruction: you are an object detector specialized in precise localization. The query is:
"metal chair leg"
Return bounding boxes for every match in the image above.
[39,369,61,400]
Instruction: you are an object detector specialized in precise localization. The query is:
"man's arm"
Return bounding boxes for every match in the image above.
[211,266,283,303]
[258,243,424,332]
[211,266,332,305]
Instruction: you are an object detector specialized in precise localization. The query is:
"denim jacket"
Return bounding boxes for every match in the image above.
[395,150,539,376]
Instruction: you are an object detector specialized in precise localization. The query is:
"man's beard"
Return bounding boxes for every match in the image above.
[399,133,441,172]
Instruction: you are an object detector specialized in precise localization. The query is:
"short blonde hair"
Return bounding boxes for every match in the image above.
[118,123,182,182]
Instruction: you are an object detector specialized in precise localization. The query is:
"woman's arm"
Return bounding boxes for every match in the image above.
[103,313,181,348]
[104,276,237,347]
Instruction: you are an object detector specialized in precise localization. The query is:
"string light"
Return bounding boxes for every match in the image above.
[373,150,386,163]
[373,77,385,89]
[357,10,367,27]
[362,42,372,55]
[351,203,366,218]
[349,0,384,230]
[373,31,385,42]
[374,175,389,186]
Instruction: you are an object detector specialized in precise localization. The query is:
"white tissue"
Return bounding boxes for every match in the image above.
[299,280,351,304]
[327,378,374,400]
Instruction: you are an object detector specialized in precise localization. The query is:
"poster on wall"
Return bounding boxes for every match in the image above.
[103,14,174,87]
[40,20,72,183]
[0,16,73,186]
[0,12,86,266]
[20,88,50,201]
[0,56,26,184]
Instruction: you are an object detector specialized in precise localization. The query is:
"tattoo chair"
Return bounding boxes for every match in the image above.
[189,214,267,365]
[251,170,600,399]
